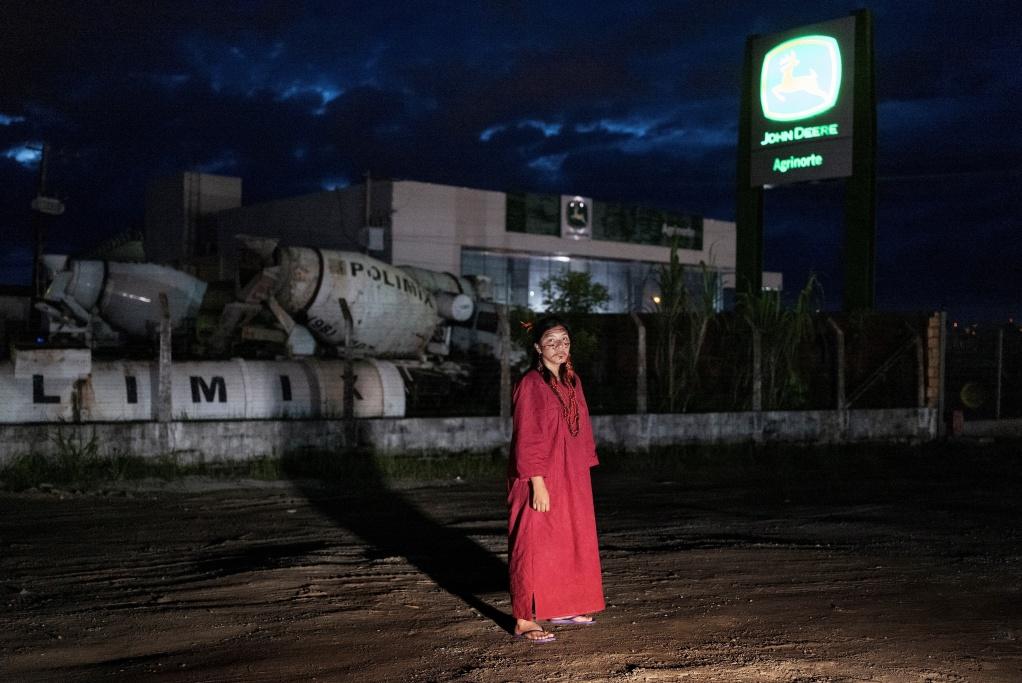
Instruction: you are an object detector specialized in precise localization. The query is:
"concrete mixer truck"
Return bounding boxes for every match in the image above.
[15,242,497,422]
[36,239,489,360]
[231,238,481,358]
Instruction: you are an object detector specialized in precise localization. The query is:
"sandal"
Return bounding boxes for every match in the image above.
[513,628,556,643]
[548,615,595,625]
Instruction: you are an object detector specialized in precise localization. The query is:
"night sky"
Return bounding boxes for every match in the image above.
[2,2,1019,322]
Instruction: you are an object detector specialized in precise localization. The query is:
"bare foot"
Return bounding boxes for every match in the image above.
[514,618,555,641]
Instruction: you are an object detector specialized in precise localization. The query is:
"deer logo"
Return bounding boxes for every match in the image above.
[772,50,829,102]
[760,34,841,122]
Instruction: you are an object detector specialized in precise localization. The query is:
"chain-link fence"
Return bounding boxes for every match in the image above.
[945,324,1022,420]
[429,310,941,417]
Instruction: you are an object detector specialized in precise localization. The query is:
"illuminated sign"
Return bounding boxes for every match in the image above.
[760,123,839,146]
[748,16,855,187]
[760,36,842,122]
[736,10,876,310]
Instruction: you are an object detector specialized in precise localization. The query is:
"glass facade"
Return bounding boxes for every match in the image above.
[505,191,703,250]
[461,248,723,313]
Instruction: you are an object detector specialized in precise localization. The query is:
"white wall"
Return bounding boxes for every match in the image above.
[0,408,938,464]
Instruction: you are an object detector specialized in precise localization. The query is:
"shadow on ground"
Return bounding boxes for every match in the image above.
[282,451,513,632]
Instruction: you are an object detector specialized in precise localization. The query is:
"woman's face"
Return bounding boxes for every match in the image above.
[535,326,571,370]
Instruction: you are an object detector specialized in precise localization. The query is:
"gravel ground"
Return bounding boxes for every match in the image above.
[2,444,1021,682]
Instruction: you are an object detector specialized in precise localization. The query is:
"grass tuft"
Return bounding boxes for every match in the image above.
[0,446,509,492]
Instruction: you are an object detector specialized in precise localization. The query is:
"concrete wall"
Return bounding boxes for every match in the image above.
[0,408,938,465]
[593,409,937,448]
[961,418,1022,439]
[0,420,353,465]
[144,172,242,266]
[362,409,938,454]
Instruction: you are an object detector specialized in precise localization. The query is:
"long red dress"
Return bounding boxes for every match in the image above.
[507,369,605,620]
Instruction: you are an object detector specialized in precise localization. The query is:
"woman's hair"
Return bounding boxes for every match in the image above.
[527,315,577,386]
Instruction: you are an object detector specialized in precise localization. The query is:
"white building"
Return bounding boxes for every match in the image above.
[145,173,781,312]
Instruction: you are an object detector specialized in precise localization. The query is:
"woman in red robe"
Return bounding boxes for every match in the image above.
[508,316,605,642]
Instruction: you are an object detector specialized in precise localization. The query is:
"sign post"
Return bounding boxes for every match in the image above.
[843,10,876,311]
[736,10,876,310]
[736,34,764,297]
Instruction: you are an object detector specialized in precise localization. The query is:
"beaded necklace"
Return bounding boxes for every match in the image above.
[544,370,580,437]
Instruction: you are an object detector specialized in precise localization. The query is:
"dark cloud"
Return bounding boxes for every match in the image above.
[0,1,1019,321]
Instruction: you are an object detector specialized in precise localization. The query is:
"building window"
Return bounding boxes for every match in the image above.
[462,248,688,313]
[505,193,560,236]
[504,192,704,250]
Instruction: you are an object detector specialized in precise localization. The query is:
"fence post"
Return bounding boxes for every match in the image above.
[157,292,172,423]
[750,320,762,411]
[827,318,846,411]
[914,333,925,408]
[995,328,1004,420]
[339,298,356,447]
[631,313,647,414]
[937,311,947,436]
[498,304,511,419]
[925,313,942,409]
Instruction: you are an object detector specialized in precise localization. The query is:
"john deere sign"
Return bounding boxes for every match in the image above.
[760,35,842,121]
[736,10,877,311]
[749,16,856,187]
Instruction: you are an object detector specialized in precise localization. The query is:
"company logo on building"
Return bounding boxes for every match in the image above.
[760,35,841,122]
[560,195,592,240]
[566,197,588,228]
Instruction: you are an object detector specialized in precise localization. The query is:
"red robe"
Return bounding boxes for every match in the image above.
[507,369,605,620]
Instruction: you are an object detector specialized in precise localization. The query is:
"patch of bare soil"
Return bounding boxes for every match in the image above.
[2,446,1021,682]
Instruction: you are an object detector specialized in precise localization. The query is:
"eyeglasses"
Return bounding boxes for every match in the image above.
[540,339,571,350]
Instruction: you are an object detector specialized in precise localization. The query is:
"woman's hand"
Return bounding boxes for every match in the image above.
[530,476,550,512]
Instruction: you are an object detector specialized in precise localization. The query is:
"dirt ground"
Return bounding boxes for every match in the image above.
[2,444,1022,682]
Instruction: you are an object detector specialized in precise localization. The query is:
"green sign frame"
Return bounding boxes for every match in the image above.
[749,16,856,187]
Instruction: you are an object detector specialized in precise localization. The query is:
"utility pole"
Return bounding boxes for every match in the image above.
[363,170,372,254]
[29,144,66,295]
[28,143,66,338]
[31,143,52,299]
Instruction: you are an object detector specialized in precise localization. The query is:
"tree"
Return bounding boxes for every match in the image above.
[539,271,610,314]
[536,270,609,368]
[653,238,718,412]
